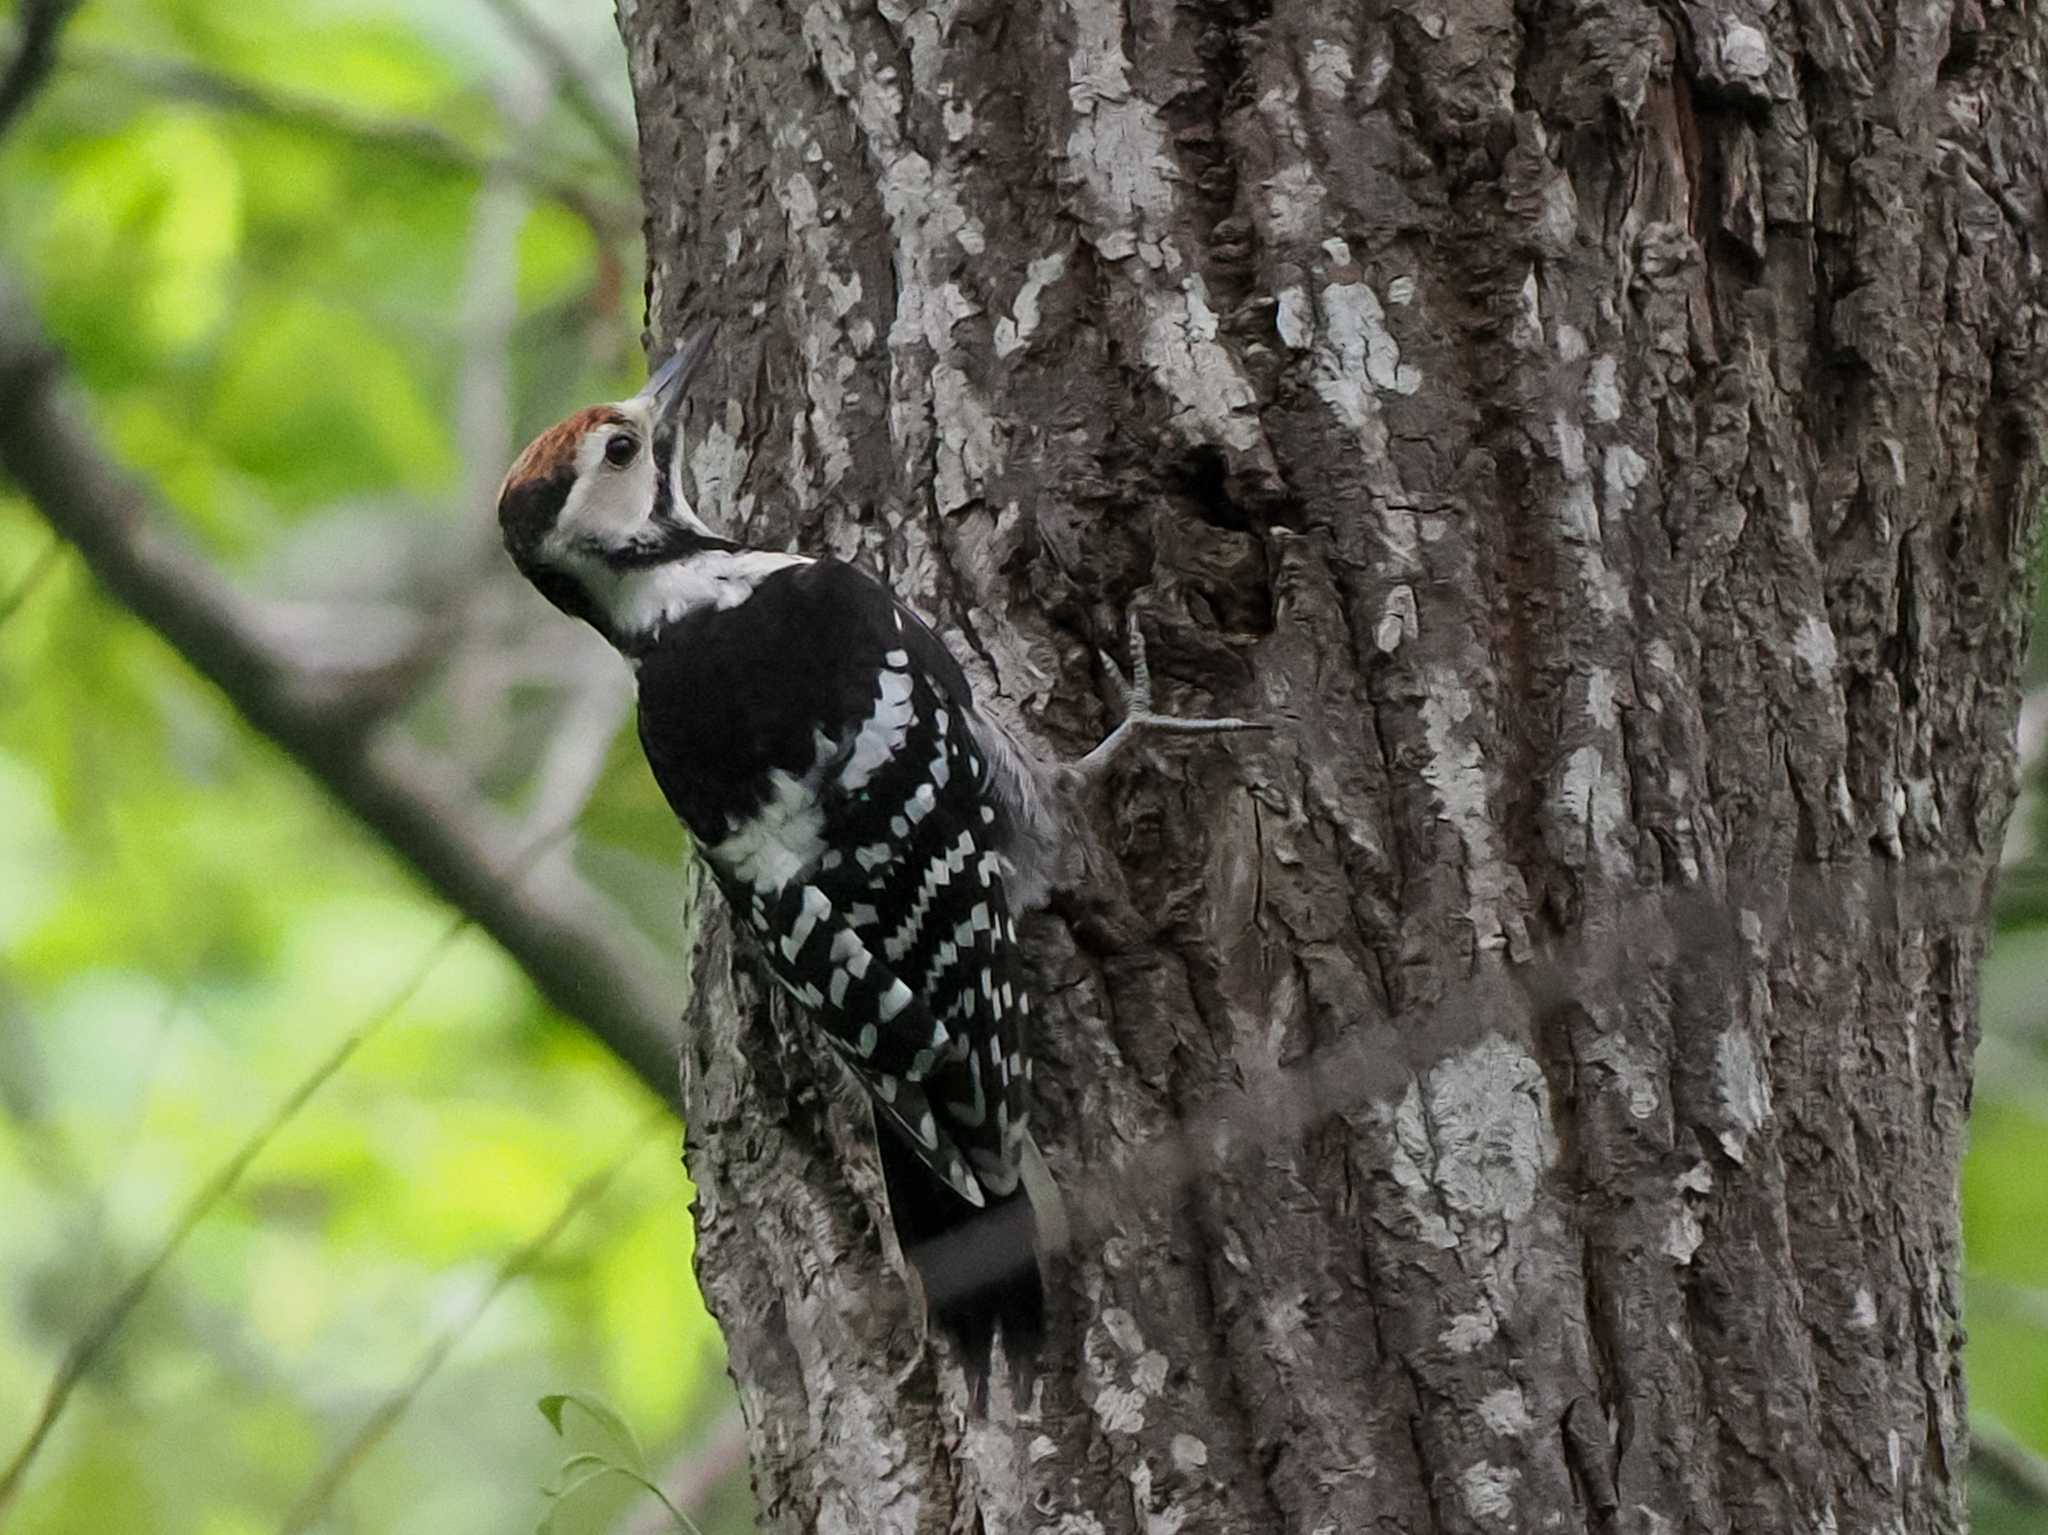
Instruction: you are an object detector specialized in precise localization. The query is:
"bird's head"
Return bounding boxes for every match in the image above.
[495,327,720,634]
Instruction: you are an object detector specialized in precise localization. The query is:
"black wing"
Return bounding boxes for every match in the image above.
[634,558,1032,1207]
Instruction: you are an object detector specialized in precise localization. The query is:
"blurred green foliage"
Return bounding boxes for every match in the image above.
[1973,808,2048,1531]
[4,0,2048,1529]
[0,0,741,1530]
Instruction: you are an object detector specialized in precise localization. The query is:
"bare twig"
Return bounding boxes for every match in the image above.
[526,660,637,840]
[1969,1038,2048,1119]
[31,38,637,241]
[0,0,80,142]
[423,63,568,748]
[616,1410,750,1535]
[478,0,638,168]
[0,532,64,633]
[1973,1415,2048,1506]
[899,865,1989,1317]
[280,1110,670,1535]
[455,72,549,526]
[0,911,476,1514]
[0,271,686,1106]
[71,975,193,1301]
[1967,1269,2048,1332]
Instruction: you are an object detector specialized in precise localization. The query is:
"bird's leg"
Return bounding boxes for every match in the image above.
[1071,615,1266,781]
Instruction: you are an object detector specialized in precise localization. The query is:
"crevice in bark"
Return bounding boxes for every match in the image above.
[620,0,2046,1525]
[1182,1195,1294,1531]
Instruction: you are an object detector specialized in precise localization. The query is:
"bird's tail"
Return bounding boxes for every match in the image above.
[876,1123,1056,1410]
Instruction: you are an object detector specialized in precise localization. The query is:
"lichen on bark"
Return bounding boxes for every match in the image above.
[619,0,2048,1529]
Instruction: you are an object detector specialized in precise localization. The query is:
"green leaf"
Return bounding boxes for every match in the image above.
[542,1457,619,1499]
[540,1451,611,1494]
[33,111,243,367]
[206,294,456,504]
[0,7,719,1535]
[536,1391,646,1476]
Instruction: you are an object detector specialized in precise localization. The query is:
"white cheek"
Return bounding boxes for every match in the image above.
[556,457,656,549]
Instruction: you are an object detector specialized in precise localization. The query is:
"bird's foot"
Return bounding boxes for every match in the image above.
[1070,616,1266,782]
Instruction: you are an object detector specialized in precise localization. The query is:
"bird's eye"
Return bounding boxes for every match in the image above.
[603,433,638,467]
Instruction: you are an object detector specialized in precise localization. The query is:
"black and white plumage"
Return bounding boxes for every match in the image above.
[496,331,1255,1398]
[634,557,1037,1209]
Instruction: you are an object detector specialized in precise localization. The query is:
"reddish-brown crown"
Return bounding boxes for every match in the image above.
[496,404,639,561]
[499,404,632,494]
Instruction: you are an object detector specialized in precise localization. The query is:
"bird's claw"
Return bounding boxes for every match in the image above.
[1074,617,1267,781]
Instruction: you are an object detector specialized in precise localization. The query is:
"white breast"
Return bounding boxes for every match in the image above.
[603,550,809,640]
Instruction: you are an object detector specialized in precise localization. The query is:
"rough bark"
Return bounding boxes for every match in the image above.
[616,0,2048,1530]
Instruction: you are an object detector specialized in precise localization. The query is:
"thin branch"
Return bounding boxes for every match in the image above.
[280,1110,669,1535]
[1974,1416,2048,1507]
[30,38,638,242]
[0,0,80,142]
[527,663,637,841]
[1966,1269,2048,1331]
[478,0,638,168]
[611,1473,705,1535]
[617,1410,749,1535]
[0,911,476,1514]
[1968,1037,2048,1120]
[70,973,193,1301]
[0,532,64,633]
[0,271,686,1108]
[455,72,548,528]
[894,867,1991,1319]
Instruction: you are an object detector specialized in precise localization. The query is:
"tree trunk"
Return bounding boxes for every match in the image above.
[616,0,2047,1529]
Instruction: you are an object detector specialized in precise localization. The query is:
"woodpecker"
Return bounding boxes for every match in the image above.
[496,329,1257,1400]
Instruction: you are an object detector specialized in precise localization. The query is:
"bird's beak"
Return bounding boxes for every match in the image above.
[636,324,718,421]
